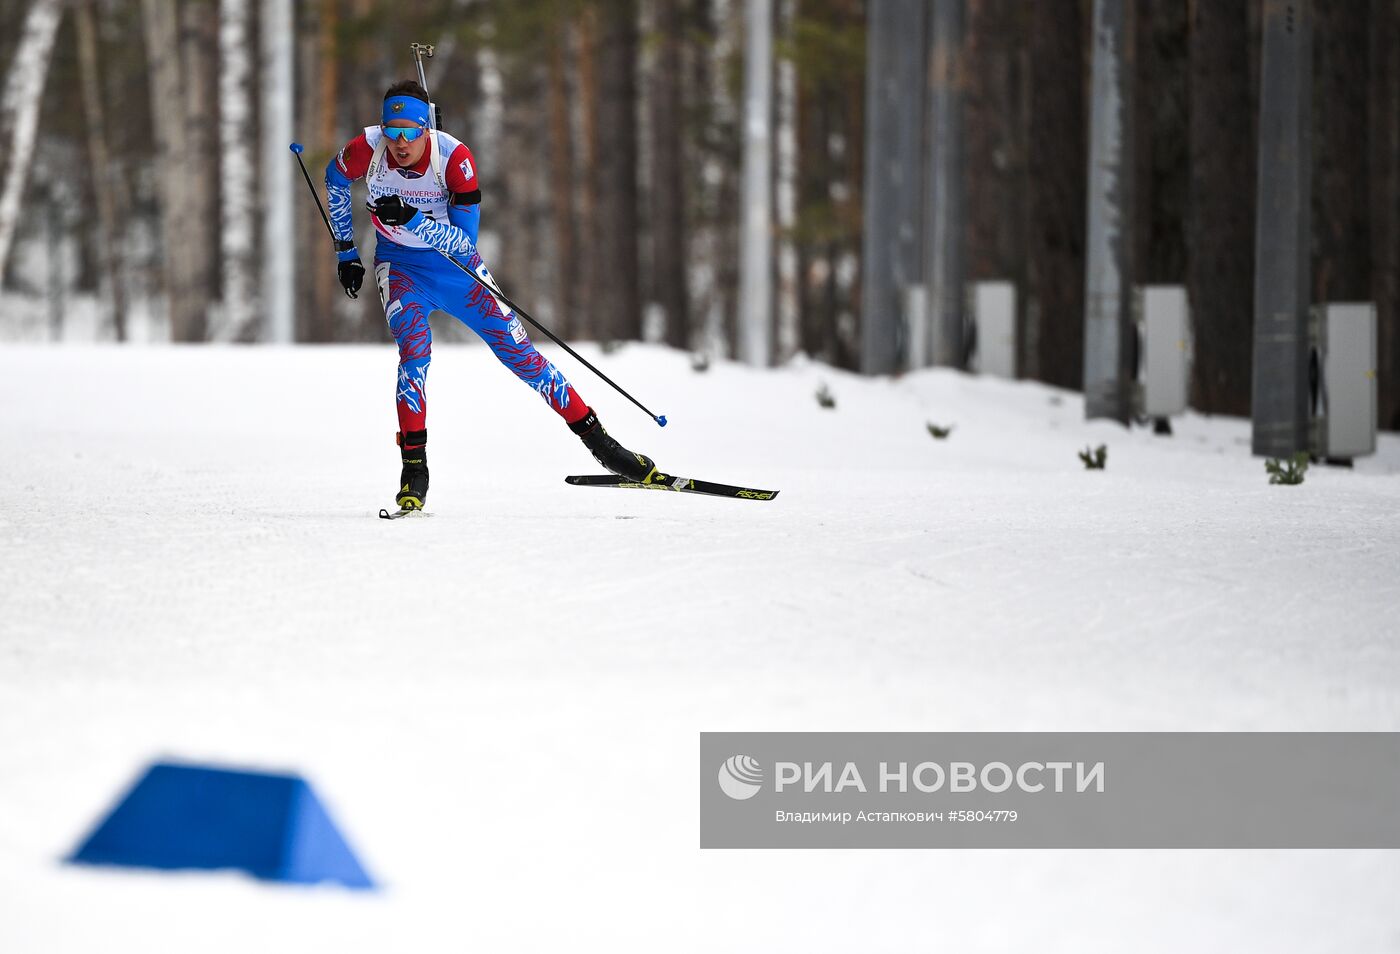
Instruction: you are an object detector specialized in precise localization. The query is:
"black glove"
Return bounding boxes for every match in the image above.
[368,194,421,228]
[337,255,364,299]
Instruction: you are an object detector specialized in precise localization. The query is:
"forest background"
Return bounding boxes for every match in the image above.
[0,0,1394,428]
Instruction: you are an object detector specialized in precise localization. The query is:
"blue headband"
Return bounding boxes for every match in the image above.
[382,95,431,129]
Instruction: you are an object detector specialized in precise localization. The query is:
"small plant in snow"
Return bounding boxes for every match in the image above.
[690,352,711,372]
[600,339,623,355]
[927,423,954,439]
[1266,452,1308,485]
[815,382,836,409]
[1079,444,1107,470]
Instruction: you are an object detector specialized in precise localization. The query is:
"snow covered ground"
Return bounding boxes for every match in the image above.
[2,341,1398,952]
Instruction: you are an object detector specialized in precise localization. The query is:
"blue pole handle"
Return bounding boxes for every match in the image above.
[289,142,304,154]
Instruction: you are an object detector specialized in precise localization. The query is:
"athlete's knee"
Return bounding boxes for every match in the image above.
[397,354,430,411]
[513,355,573,407]
[390,303,432,362]
[494,340,549,383]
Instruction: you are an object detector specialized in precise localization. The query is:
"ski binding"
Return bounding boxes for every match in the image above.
[379,506,431,520]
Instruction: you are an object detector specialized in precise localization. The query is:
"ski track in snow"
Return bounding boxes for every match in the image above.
[1,343,1398,951]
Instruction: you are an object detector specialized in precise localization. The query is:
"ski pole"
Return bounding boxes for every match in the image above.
[290,142,362,300]
[288,142,336,242]
[429,245,667,427]
[404,40,665,428]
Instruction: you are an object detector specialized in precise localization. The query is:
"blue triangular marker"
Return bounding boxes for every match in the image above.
[279,778,375,888]
[68,761,374,889]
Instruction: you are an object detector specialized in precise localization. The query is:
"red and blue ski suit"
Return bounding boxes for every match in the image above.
[325,126,588,438]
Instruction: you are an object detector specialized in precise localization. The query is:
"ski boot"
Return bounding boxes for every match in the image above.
[569,409,658,482]
[396,429,429,510]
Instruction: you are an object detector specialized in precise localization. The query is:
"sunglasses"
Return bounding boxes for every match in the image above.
[382,125,426,142]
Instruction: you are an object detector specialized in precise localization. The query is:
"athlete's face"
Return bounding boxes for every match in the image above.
[383,119,429,167]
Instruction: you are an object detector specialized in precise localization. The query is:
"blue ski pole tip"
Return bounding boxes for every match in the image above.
[289,142,304,154]
[657,415,668,427]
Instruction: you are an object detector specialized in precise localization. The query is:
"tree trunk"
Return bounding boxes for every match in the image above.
[685,0,727,358]
[179,0,218,342]
[1187,0,1255,415]
[1373,0,1400,430]
[0,0,63,284]
[316,0,340,340]
[593,0,641,341]
[774,0,799,362]
[925,0,967,371]
[142,0,217,342]
[219,0,256,341]
[835,0,864,371]
[738,0,773,366]
[575,4,600,339]
[75,0,129,342]
[141,0,192,339]
[1312,0,1370,304]
[1024,0,1085,388]
[964,0,1026,375]
[795,35,831,363]
[1082,0,1136,424]
[714,0,743,356]
[649,0,690,349]
[345,0,384,343]
[1133,0,1187,285]
[964,0,1023,284]
[493,50,544,318]
[316,0,339,165]
[259,0,295,343]
[290,0,340,343]
[547,16,578,340]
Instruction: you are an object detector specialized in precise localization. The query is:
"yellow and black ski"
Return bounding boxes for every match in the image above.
[564,473,779,501]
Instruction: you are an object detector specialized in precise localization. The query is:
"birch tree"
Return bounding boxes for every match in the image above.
[219,0,255,340]
[260,0,295,343]
[0,0,63,284]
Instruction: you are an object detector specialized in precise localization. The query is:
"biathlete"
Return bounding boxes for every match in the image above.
[325,79,657,511]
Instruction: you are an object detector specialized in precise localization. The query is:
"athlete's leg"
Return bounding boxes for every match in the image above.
[374,260,434,438]
[443,250,590,424]
[441,250,657,481]
[375,259,438,507]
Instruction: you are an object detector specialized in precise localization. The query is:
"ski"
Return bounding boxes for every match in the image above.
[565,473,780,501]
[378,507,431,520]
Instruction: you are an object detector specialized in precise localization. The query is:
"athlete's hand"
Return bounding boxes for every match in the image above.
[337,254,365,299]
[368,194,421,228]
